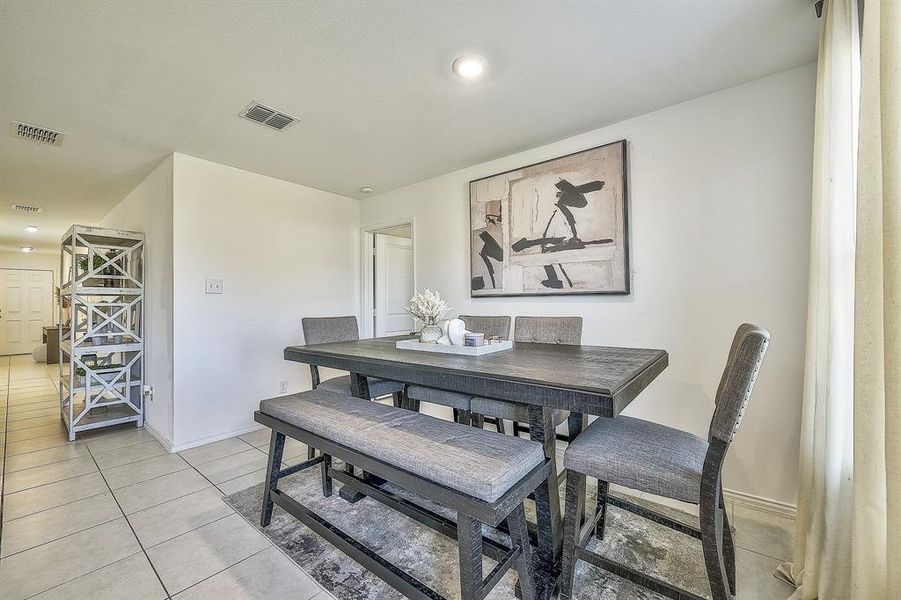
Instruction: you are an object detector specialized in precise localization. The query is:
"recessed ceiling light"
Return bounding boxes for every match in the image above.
[25,225,38,232]
[452,55,485,80]
[360,186,374,194]
[21,246,33,252]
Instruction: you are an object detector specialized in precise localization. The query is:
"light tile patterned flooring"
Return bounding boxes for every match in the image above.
[0,355,331,600]
[0,354,797,599]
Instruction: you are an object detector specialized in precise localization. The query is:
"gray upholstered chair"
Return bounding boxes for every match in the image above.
[301,316,406,401]
[458,315,512,341]
[301,316,407,458]
[405,315,511,424]
[559,323,770,600]
[471,316,582,436]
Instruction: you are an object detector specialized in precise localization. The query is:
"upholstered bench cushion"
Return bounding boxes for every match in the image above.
[261,390,544,502]
[471,397,568,427]
[318,375,405,398]
[564,416,709,504]
[406,385,472,410]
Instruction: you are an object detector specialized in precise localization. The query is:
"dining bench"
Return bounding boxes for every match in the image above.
[255,388,552,600]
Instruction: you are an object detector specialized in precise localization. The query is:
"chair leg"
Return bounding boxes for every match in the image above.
[472,413,485,429]
[567,412,585,443]
[720,486,736,595]
[560,471,586,600]
[392,391,403,408]
[700,477,731,600]
[321,453,333,497]
[260,430,286,527]
[456,514,483,600]
[496,417,507,434]
[454,409,472,425]
[307,446,316,460]
[506,504,536,600]
[596,480,609,540]
[512,420,521,437]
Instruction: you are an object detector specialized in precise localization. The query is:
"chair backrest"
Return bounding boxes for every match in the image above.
[301,316,360,345]
[458,315,512,340]
[709,323,770,443]
[513,316,583,345]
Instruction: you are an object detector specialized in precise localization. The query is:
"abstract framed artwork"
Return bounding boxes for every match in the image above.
[469,139,630,297]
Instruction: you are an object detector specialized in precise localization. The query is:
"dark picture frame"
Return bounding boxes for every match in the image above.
[469,139,630,297]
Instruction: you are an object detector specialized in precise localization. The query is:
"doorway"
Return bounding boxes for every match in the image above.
[0,268,54,355]
[361,221,415,338]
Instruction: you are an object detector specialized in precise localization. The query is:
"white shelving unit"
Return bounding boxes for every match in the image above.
[59,225,145,441]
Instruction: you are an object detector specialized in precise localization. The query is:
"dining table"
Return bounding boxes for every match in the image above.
[284,336,668,600]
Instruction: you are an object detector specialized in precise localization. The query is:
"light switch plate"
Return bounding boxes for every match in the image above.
[205,278,223,294]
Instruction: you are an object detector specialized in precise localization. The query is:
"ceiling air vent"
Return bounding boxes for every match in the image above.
[11,204,43,213]
[10,121,65,146]
[239,101,297,131]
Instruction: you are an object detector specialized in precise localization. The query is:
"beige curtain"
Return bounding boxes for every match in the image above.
[852,0,900,597]
[777,0,859,597]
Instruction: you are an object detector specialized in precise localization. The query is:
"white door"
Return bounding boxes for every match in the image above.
[374,235,414,336]
[0,269,53,355]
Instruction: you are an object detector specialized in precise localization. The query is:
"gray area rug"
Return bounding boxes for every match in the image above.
[225,462,710,599]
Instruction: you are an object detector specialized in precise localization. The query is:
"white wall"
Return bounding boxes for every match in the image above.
[101,156,175,445]
[0,249,60,284]
[360,65,815,506]
[171,154,360,449]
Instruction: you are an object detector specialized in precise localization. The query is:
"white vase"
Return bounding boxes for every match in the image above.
[446,318,466,346]
[420,324,443,344]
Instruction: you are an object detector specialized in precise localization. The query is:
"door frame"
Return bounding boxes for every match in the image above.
[0,267,56,355]
[360,217,416,339]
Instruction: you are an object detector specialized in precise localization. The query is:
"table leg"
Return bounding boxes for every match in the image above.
[339,373,370,503]
[528,405,563,600]
[566,412,586,528]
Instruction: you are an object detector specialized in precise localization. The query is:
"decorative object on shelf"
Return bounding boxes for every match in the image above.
[404,289,450,343]
[59,225,145,441]
[469,139,630,297]
[77,252,118,287]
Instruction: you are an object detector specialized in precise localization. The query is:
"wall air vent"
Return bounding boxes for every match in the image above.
[239,101,297,131]
[11,204,43,213]
[10,121,65,146]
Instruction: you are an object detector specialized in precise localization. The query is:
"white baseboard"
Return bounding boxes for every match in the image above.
[724,488,797,520]
[169,423,263,453]
[143,421,175,453]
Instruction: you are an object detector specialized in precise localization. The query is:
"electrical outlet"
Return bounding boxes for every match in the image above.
[143,385,153,401]
[278,380,288,394]
[205,278,223,294]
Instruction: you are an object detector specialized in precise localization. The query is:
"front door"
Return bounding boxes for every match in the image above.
[374,235,414,336]
[0,269,54,355]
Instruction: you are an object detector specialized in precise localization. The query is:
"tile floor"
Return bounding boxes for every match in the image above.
[0,354,797,599]
[0,355,330,600]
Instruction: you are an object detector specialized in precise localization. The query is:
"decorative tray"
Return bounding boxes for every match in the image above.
[395,339,513,356]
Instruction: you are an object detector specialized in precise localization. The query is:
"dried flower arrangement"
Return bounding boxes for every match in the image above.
[404,289,450,326]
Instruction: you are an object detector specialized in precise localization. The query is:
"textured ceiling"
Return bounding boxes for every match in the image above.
[0,0,818,251]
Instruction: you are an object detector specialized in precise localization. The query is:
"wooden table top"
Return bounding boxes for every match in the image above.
[285,337,667,417]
